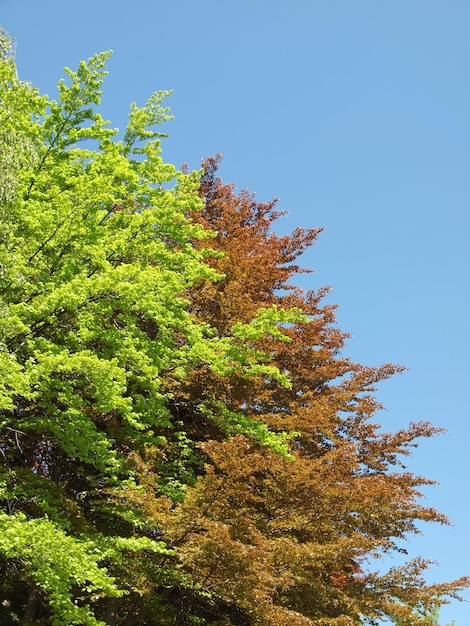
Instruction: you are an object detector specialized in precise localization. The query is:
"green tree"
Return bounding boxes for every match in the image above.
[0,30,300,625]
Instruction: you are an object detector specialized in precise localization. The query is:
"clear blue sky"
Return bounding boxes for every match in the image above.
[2,1,469,622]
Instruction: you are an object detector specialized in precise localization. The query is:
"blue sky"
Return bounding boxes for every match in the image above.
[2,1,469,622]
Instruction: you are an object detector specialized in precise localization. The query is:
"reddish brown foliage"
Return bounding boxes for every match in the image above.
[156,156,469,625]
[87,156,468,625]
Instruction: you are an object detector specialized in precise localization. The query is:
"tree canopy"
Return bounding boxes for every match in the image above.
[0,29,468,626]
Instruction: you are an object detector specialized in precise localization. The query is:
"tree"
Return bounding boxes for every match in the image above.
[0,32,299,625]
[151,155,469,625]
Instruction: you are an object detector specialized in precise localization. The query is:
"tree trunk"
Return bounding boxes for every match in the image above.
[21,587,40,625]
[104,596,118,626]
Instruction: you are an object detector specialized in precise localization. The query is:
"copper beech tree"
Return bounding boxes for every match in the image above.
[151,155,469,625]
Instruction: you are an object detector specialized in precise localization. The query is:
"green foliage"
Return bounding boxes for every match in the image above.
[390,603,456,626]
[200,400,297,456]
[0,512,170,626]
[0,30,43,209]
[0,512,120,626]
[0,29,302,625]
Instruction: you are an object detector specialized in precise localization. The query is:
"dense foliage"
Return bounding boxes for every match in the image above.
[0,29,468,625]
